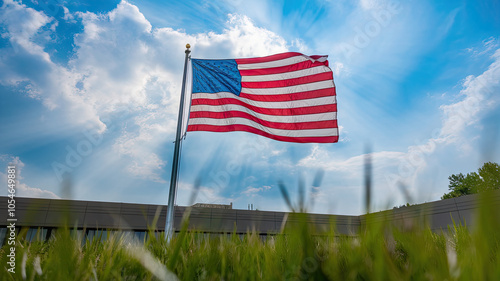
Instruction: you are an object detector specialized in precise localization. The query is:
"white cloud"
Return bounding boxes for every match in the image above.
[338,125,349,142]
[0,1,293,183]
[177,182,232,205]
[127,153,166,183]
[291,38,310,53]
[331,62,344,77]
[0,0,106,133]
[439,49,500,144]
[0,0,51,44]
[270,149,285,156]
[219,14,288,57]
[298,144,404,172]
[466,37,499,57]
[62,6,75,22]
[298,48,500,208]
[0,155,60,199]
[242,185,272,195]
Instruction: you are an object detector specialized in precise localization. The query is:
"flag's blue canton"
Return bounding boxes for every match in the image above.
[192,59,242,96]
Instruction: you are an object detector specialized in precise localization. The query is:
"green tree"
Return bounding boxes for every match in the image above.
[441,162,500,200]
[477,161,500,192]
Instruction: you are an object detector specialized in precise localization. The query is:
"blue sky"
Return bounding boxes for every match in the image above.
[0,0,499,215]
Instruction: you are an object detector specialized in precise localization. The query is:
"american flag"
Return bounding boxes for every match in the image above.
[187,52,338,143]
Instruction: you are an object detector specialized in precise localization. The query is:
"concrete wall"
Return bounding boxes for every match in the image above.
[0,189,498,236]
[360,190,500,232]
[0,196,360,235]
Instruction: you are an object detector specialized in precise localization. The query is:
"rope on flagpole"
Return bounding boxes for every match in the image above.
[165,44,191,241]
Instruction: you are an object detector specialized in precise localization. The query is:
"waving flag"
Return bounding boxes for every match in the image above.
[187,52,338,143]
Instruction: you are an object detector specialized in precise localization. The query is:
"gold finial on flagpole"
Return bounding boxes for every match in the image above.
[186,43,191,49]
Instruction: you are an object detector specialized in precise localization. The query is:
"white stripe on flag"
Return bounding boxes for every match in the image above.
[237,55,311,70]
[241,66,331,82]
[191,93,336,109]
[241,80,334,95]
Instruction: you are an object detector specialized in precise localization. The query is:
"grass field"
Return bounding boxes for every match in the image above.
[1,192,499,281]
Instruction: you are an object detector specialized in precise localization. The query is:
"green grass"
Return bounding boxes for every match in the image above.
[1,194,499,281]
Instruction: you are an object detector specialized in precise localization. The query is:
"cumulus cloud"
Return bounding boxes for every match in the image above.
[0,0,105,132]
[298,48,500,207]
[0,155,60,199]
[439,49,500,144]
[0,0,51,45]
[0,0,293,183]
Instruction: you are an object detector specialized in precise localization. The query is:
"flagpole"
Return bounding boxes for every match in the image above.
[165,43,191,241]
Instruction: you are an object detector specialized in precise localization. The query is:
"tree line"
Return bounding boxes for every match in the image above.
[441,162,500,199]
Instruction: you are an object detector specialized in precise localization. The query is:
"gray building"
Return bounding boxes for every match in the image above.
[1,190,498,245]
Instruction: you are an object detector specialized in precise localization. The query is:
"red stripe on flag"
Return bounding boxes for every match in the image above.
[239,60,328,76]
[191,98,337,116]
[189,111,337,130]
[241,72,333,89]
[187,124,338,143]
[239,87,335,102]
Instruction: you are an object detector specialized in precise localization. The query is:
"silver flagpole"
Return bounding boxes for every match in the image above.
[165,43,191,241]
